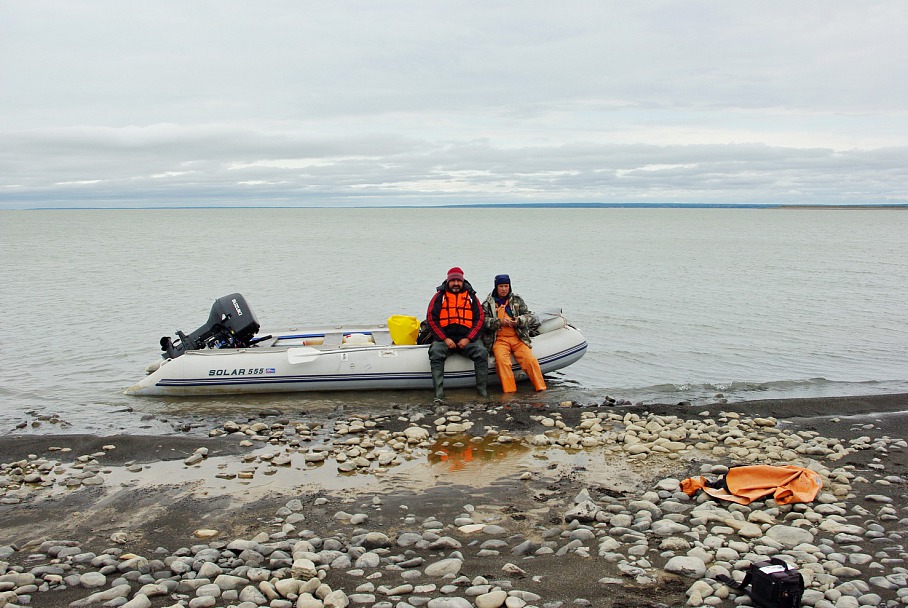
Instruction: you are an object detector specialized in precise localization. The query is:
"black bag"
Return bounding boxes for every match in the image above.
[716,558,804,608]
[416,320,435,345]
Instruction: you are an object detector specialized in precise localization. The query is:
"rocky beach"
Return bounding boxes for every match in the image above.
[1,393,906,608]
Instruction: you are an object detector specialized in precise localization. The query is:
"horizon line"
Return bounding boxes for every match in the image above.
[4,202,908,211]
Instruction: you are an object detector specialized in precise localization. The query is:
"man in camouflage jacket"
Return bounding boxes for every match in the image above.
[481,274,546,393]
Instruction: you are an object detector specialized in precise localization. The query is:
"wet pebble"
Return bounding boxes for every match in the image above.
[2,408,906,608]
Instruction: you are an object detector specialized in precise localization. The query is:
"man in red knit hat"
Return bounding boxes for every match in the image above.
[425,267,488,401]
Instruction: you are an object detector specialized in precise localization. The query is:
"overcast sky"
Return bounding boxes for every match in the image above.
[2,1,907,208]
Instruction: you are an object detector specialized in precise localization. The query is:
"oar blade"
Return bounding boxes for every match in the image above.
[287,347,322,364]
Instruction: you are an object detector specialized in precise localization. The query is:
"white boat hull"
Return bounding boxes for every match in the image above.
[126,315,587,397]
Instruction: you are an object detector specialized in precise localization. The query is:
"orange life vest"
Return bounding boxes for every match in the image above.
[439,291,474,328]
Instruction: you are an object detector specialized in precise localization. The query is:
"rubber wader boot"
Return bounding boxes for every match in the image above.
[475,363,489,398]
[431,366,445,401]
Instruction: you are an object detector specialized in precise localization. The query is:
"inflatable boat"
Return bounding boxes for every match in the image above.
[126,293,587,396]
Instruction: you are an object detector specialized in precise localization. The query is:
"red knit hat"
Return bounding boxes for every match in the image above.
[446,267,464,281]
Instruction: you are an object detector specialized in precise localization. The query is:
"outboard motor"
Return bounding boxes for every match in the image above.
[160,293,261,359]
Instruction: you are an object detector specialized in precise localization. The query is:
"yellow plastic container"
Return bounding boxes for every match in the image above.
[387,315,419,345]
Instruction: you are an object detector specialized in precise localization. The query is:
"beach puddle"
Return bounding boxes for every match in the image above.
[26,433,660,508]
[426,435,530,471]
[91,451,423,504]
[406,435,654,494]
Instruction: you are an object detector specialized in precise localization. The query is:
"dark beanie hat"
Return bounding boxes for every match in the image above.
[494,274,510,286]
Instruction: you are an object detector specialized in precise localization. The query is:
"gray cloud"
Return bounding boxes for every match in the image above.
[2,1,907,208]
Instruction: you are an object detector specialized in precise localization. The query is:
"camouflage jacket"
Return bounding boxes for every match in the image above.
[481,292,536,348]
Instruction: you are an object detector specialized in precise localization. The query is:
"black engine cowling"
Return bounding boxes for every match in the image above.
[160,293,261,359]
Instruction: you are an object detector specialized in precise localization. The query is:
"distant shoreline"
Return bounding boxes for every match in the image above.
[775,204,908,210]
[4,202,908,211]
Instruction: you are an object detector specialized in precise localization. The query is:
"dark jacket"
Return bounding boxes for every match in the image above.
[426,279,485,343]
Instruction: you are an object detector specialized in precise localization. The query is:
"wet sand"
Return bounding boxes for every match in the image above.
[1,393,906,608]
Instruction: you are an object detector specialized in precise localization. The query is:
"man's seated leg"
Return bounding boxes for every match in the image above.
[428,341,450,401]
[428,340,451,366]
[493,340,518,393]
[513,341,546,391]
[459,340,487,363]
[461,340,489,397]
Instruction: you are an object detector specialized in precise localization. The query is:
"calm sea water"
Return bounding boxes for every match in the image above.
[1,208,906,435]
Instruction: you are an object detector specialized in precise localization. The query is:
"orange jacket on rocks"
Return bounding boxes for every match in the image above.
[680,465,823,505]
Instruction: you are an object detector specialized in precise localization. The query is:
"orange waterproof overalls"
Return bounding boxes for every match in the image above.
[492,303,546,393]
